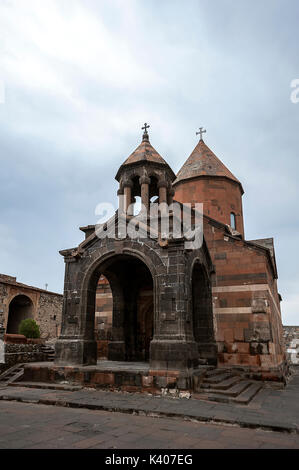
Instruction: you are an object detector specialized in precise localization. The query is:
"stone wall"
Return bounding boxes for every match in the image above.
[37,292,63,339]
[0,343,44,374]
[203,217,286,379]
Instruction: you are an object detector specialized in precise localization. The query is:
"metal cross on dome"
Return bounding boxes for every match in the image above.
[142,123,150,133]
[196,127,206,141]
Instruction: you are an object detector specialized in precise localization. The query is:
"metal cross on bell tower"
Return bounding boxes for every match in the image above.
[142,123,150,133]
[196,127,206,141]
[142,122,150,141]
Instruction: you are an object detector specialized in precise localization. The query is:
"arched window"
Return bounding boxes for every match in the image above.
[230,212,236,230]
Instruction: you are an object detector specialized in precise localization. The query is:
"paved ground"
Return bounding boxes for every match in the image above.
[0,400,299,449]
[1,368,299,434]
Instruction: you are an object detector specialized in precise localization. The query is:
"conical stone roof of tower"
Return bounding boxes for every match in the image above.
[174,139,244,194]
[123,135,168,166]
[116,129,176,181]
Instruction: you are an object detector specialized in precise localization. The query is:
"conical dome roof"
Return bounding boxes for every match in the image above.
[116,128,176,182]
[174,139,244,194]
[122,136,168,167]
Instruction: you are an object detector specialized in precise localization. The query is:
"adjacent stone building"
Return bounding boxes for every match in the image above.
[283,326,299,364]
[55,126,287,383]
[0,274,63,340]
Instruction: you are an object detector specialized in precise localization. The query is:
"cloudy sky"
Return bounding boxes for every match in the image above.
[0,0,298,324]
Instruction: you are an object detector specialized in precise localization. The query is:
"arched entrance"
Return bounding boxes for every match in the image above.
[6,295,34,334]
[191,262,217,364]
[87,254,154,363]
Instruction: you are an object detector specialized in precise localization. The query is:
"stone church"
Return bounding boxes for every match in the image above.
[55,125,286,386]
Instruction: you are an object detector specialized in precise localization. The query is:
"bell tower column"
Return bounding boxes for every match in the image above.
[117,188,125,215]
[168,188,175,205]
[123,181,133,215]
[158,180,168,204]
[140,175,151,213]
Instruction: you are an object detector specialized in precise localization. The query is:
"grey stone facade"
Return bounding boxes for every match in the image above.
[56,233,217,372]
[0,274,63,340]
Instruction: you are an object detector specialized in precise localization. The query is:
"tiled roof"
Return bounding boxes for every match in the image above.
[174,139,243,192]
[122,137,168,167]
[115,132,176,181]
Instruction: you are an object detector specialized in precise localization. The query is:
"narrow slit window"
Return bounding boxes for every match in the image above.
[230,212,236,230]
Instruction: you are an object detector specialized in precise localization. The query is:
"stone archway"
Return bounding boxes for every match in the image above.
[6,294,34,334]
[84,254,154,363]
[191,262,217,365]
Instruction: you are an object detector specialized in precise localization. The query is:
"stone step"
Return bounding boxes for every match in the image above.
[205,368,229,377]
[5,368,23,374]
[0,364,25,383]
[211,375,241,390]
[234,382,263,405]
[199,393,232,404]
[204,372,235,384]
[202,380,251,397]
[196,383,262,405]
[9,381,83,392]
[202,375,241,390]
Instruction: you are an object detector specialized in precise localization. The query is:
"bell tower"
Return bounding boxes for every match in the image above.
[115,124,176,216]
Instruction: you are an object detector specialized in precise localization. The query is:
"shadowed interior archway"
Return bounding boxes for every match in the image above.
[86,254,154,363]
[6,294,34,334]
[191,262,217,365]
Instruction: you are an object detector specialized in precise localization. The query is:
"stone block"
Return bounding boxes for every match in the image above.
[224,329,234,343]
[93,372,114,386]
[260,355,275,368]
[235,342,250,354]
[142,375,153,387]
[244,323,272,343]
[268,342,276,355]
[222,353,239,365]
[247,354,261,366]
[250,342,268,355]
[4,334,27,344]
[234,328,244,341]
[251,298,268,314]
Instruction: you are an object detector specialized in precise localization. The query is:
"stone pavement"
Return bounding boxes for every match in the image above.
[0,368,298,435]
[0,400,299,449]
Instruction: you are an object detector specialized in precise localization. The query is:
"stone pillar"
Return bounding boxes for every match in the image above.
[117,188,125,215]
[168,188,175,206]
[149,248,200,375]
[55,260,97,366]
[158,181,168,204]
[123,182,133,215]
[158,181,168,233]
[139,176,151,213]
